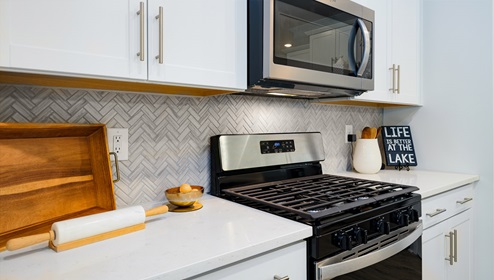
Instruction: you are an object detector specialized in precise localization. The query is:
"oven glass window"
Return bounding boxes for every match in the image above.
[273,0,373,79]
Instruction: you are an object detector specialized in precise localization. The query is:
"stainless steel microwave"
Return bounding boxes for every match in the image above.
[246,0,375,99]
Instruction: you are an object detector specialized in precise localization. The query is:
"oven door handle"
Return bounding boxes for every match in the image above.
[317,221,423,279]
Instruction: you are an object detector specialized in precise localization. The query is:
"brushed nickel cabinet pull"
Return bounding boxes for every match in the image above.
[456,197,473,204]
[396,64,400,94]
[274,276,289,280]
[445,231,454,265]
[136,2,145,61]
[155,6,164,64]
[453,229,458,263]
[389,64,396,93]
[426,208,447,217]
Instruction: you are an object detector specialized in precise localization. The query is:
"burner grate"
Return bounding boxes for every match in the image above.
[222,174,419,220]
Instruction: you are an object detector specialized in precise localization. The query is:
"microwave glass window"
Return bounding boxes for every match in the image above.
[274,0,373,79]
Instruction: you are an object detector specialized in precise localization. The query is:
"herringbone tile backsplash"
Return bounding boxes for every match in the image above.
[0,85,382,207]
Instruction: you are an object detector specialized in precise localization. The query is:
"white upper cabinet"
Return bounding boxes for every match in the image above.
[147,0,246,89]
[351,0,422,106]
[0,0,246,91]
[0,0,147,80]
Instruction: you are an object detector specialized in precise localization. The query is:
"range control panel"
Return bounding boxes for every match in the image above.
[260,140,295,154]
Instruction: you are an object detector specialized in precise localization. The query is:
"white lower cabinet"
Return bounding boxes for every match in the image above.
[193,241,307,280]
[422,185,474,280]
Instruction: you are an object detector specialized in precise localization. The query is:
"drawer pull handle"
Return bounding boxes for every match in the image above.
[456,197,473,205]
[426,208,447,217]
[274,276,289,280]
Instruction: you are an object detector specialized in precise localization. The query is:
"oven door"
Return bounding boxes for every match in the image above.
[316,221,422,280]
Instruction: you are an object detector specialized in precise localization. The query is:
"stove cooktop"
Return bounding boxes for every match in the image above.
[222,174,419,221]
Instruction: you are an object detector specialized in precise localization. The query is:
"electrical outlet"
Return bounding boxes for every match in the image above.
[113,135,122,153]
[107,128,129,161]
[345,125,353,143]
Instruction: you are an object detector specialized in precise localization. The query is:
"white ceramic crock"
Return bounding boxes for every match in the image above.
[352,139,382,174]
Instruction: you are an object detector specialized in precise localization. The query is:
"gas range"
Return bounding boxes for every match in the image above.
[210,132,422,279]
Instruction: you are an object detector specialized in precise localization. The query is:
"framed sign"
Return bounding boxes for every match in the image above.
[381,126,417,170]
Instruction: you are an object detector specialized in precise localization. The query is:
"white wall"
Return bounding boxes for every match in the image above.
[384,0,493,278]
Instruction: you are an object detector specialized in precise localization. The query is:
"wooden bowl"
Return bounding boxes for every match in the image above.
[165,186,204,207]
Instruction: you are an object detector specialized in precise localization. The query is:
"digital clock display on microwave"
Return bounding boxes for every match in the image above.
[260,140,295,154]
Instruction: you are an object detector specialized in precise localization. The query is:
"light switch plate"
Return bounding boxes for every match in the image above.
[107,128,129,161]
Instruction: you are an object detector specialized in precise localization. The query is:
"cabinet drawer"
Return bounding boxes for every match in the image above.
[422,184,474,229]
[194,241,306,280]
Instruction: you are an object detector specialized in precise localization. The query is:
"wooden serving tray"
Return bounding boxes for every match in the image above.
[0,122,116,250]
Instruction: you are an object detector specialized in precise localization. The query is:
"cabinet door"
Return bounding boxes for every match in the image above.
[147,0,246,90]
[422,209,472,280]
[351,0,421,106]
[0,0,147,80]
[445,211,472,280]
[351,0,392,103]
[388,0,420,105]
[422,220,447,280]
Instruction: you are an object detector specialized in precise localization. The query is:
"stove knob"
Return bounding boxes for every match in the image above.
[361,229,368,244]
[344,234,353,250]
[401,214,410,226]
[410,209,420,222]
[392,212,402,224]
[352,227,363,244]
[383,221,391,234]
[334,232,353,251]
[374,218,382,232]
[375,218,391,235]
[351,227,368,245]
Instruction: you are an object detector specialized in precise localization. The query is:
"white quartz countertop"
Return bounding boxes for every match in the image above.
[0,195,312,280]
[333,170,480,198]
[1,170,479,279]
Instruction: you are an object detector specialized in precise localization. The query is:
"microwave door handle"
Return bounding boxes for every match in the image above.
[357,19,371,77]
[348,19,371,77]
[348,21,359,76]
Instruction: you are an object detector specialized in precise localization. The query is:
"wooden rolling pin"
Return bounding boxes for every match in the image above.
[6,205,168,251]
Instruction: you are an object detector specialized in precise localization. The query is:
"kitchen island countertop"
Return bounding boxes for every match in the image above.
[334,169,479,198]
[0,195,312,280]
